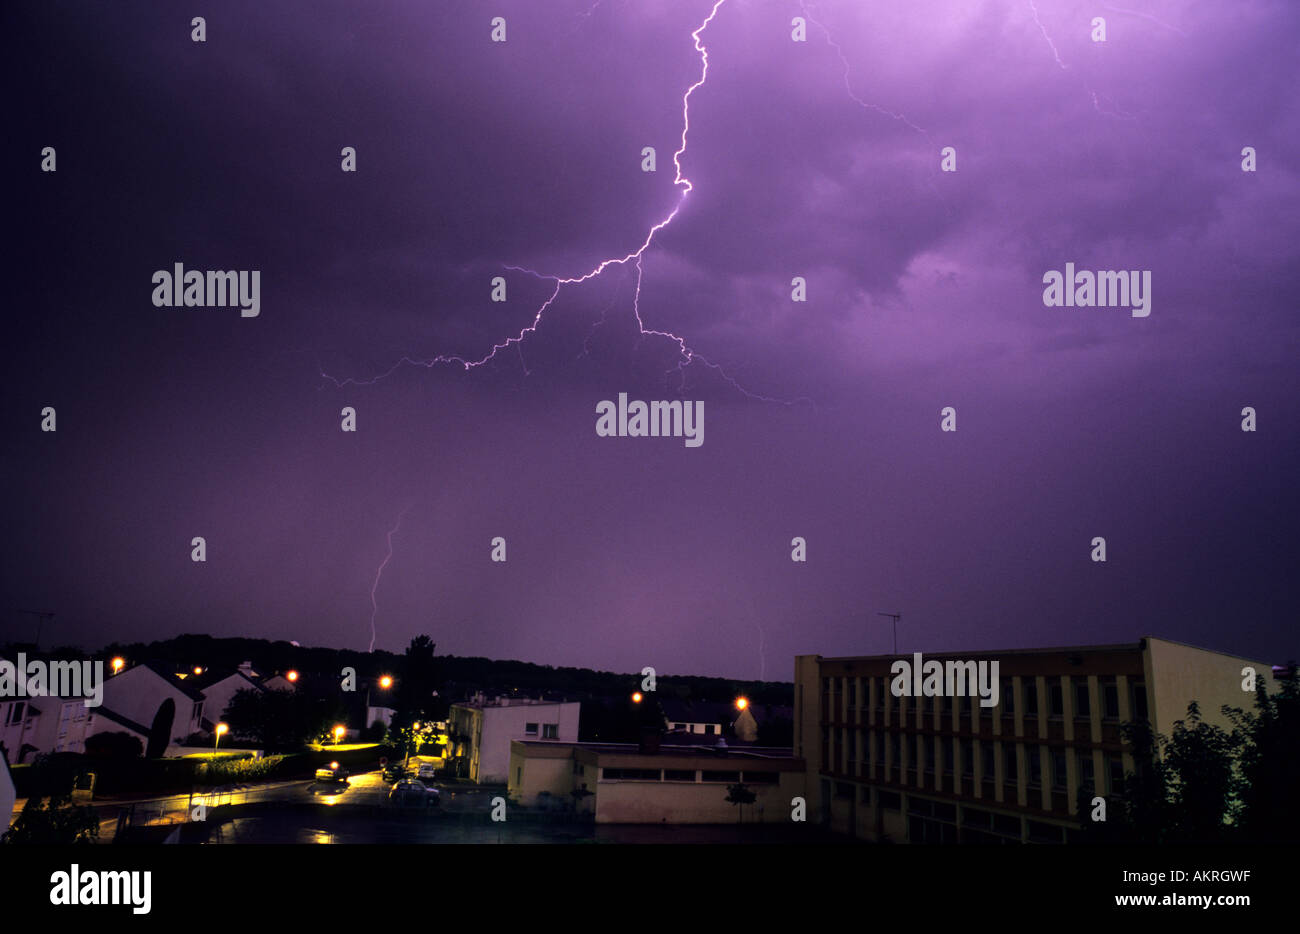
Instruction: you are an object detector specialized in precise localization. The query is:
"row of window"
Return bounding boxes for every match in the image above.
[841,788,1073,844]
[599,767,781,783]
[823,729,1124,796]
[524,722,559,739]
[823,675,1147,723]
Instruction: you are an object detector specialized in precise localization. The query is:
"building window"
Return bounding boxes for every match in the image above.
[1107,755,1124,795]
[4,702,25,726]
[664,769,696,782]
[744,771,780,784]
[847,679,856,708]
[1130,681,1149,721]
[1077,751,1095,793]
[1003,743,1017,784]
[1027,745,1042,787]
[860,786,871,804]
[705,724,717,735]
[516,767,522,784]
[1001,681,1015,714]
[877,790,902,811]
[1102,680,1120,720]
[835,781,853,799]
[1074,678,1091,718]
[542,724,558,739]
[1051,748,1067,791]
[1023,680,1039,717]
[1027,820,1064,844]
[604,768,662,781]
[1048,680,1064,718]
[525,722,538,736]
[701,770,741,783]
[981,741,995,781]
[962,739,974,776]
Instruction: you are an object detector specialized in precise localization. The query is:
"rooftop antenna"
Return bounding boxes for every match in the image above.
[877,612,900,654]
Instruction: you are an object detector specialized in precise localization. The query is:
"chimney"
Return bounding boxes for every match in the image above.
[638,730,661,755]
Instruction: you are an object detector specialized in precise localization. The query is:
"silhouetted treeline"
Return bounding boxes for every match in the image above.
[28,632,794,708]
[1077,664,1298,844]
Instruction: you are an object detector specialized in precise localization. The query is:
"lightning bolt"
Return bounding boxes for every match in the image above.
[1100,2,1187,37]
[1027,0,1138,121]
[798,0,931,141]
[368,505,412,653]
[320,0,808,405]
[1029,0,1068,70]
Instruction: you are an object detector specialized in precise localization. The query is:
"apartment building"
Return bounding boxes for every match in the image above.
[794,637,1275,843]
[447,695,581,783]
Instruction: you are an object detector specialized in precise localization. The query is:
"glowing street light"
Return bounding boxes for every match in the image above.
[332,725,346,745]
[286,670,299,682]
[631,692,643,704]
[213,722,229,759]
[111,657,125,675]
[193,666,203,676]
[735,697,749,711]
[379,675,393,689]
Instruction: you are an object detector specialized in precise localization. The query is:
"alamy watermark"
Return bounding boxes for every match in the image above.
[889,652,1000,707]
[596,393,703,448]
[1042,264,1151,318]
[0,654,104,707]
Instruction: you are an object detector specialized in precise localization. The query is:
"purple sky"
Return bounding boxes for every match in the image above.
[4,0,1297,679]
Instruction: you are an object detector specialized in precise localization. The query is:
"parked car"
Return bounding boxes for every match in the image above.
[389,779,440,808]
[416,763,437,782]
[314,762,349,782]
[383,763,409,783]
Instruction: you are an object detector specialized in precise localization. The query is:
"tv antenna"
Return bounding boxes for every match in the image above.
[877,612,900,654]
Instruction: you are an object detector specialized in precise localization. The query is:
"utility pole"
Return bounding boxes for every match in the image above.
[877,612,900,654]
[15,610,54,650]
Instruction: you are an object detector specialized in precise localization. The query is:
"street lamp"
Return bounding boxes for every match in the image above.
[213,722,228,759]
[631,692,643,704]
[111,657,125,675]
[735,697,749,711]
[332,725,345,746]
[379,675,393,690]
[286,670,299,683]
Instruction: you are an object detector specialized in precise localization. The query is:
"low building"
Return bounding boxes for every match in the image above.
[660,699,734,736]
[448,696,580,783]
[794,636,1277,843]
[508,738,805,823]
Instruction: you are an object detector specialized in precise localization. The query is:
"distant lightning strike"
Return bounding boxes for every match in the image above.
[1028,0,1138,122]
[798,0,931,141]
[321,0,802,405]
[368,505,411,653]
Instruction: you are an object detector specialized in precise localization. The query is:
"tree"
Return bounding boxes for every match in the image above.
[223,688,344,752]
[84,731,144,759]
[1224,663,1300,843]
[1162,701,1240,842]
[146,698,175,758]
[1,794,98,845]
[1112,717,1170,843]
[725,782,757,824]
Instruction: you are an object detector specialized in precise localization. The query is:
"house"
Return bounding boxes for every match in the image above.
[97,661,207,749]
[660,699,737,737]
[0,757,14,832]
[191,668,265,731]
[447,695,580,783]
